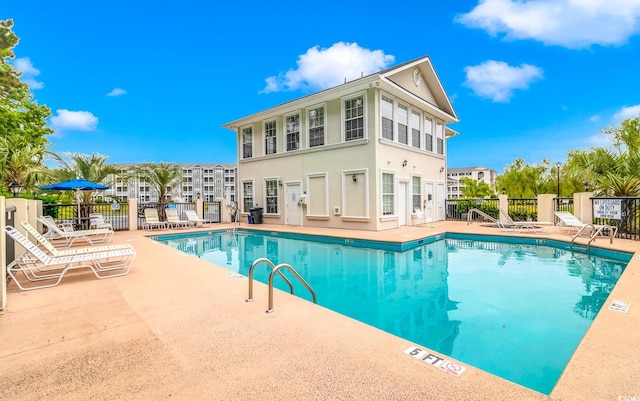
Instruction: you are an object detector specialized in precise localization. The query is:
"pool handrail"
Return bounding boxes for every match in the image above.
[246,257,294,302]
[267,263,317,313]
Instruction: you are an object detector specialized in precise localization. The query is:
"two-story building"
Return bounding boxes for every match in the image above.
[223,56,458,231]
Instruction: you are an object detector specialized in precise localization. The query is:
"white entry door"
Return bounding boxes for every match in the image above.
[425,182,434,222]
[285,183,302,226]
[398,181,408,226]
[437,183,445,221]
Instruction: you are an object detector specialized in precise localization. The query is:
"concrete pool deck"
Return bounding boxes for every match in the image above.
[1,221,639,400]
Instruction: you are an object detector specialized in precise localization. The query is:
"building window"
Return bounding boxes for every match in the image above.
[242,181,253,213]
[242,127,253,158]
[344,95,364,141]
[265,179,278,213]
[398,104,408,145]
[382,172,394,216]
[412,176,421,211]
[264,120,277,155]
[381,96,394,140]
[436,121,444,155]
[424,117,433,152]
[285,113,300,151]
[411,111,421,148]
[308,105,325,147]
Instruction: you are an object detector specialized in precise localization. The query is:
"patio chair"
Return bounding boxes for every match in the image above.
[165,208,193,229]
[498,207,554,233]
[5,225,135,291]
[37,216,114,247]
[554,211,618,243]
[21,221,133,256]
[89,213,113,230]
[143,208,168,230]
[185,210,209,227]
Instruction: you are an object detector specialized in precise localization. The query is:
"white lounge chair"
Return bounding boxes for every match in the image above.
[21,221,133,256]
[89,213,113,230]
[143,208,168,230]
[5,225,135,291]
[499,207,554,233]
[185,210,209,227]
[38,216,114,247]
[165,208,192,229]
[554,211,618,243]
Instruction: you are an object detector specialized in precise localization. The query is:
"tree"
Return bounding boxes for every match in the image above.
[132,162,183,218]
[0,19,54,193]
[459,177,494,198]
[567,117,640,196]
[495,158,551,197]
[54,152,118,203]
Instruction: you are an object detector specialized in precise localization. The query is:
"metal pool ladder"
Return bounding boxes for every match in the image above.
[246,257,317,313]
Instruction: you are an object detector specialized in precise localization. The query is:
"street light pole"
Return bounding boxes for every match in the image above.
[556,162,561,198]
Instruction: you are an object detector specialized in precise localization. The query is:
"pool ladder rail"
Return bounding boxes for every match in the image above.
[570,223,616,251]
[246,257,317,313]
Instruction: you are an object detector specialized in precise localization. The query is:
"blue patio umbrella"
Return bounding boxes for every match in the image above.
[40,179,110,220]
[40,178,109,192]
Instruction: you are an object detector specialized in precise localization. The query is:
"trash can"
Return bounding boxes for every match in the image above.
[250,207,263,224]
[247,214,253,224]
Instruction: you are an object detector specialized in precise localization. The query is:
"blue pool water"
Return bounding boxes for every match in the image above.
[153,230,631,395]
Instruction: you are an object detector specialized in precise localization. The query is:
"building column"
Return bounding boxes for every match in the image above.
[1,197,6,310]
[574,192,593,223]
[498,194,509,223]
[128,199,138,230]
[537,194,556,223]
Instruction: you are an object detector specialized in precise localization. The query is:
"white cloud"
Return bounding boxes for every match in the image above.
[261,42,395,93]
[612,104,640,123]
[589,115,601,122]
[107,87,127,97]
[463,60,543,102]
[13,57,44,89]
[50,109,98,131]
[456,0,640,49]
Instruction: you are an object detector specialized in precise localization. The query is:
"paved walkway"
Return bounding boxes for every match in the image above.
[1,222,639,400]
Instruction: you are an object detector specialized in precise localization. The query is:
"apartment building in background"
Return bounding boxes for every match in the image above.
[447,166,497,199]
[103,163,237,203]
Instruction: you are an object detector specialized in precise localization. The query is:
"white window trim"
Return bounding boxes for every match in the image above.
[241,125,253,159]
[263,177,280,216]
[396,102,409,145]
[306,102,327,148]
[411,174,423,213]
[283,110,302,152]
[424,115,434,153]
[380,169,396,218]
[410,109,421,149]
[263,118,278,156]
[241,179,255,214]
[381,95,394,141]
[341,91,367,142]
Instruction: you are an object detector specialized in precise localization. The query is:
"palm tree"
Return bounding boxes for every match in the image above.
[132,162,182,220]
[55,152,118,201]
[0,131,53,193]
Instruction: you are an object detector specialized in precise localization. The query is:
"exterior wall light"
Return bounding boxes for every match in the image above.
[402,160,408,167]
[9,182,22,198]
[352,174,357,182]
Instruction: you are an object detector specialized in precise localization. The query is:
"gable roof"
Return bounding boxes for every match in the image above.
[223,55,458,130]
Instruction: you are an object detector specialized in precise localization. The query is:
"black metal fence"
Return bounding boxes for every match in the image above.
[43,203,131,231]
[41,201,222,231]
[506,198,538,220]
[592,197,640,241]
[554,197,574,215]
[445,198,500,221]
[5,206,16,265]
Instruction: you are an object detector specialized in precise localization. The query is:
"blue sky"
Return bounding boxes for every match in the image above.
[3,0,640,172]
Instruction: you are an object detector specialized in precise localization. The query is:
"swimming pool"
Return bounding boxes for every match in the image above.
[153,230,631,395]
